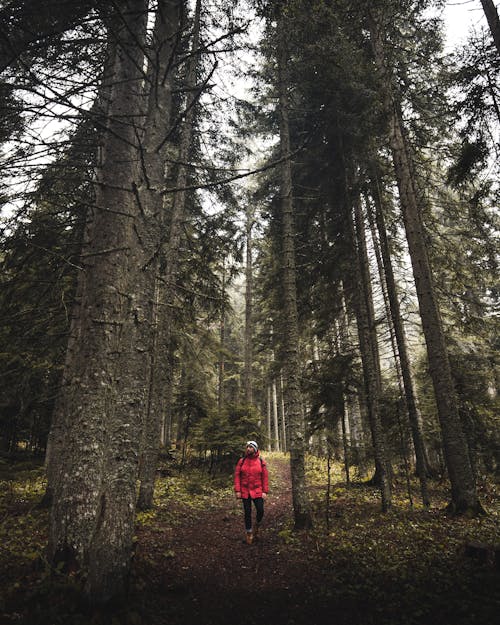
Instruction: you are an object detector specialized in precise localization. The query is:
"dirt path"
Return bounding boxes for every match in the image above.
[108,455,499,625]
[133,456,334,625]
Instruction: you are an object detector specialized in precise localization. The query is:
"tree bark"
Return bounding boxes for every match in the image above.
[369,12,482,514]
[368,183,431,506]
[334,314,351,485]
[218,261,226,411]
[266,383,272,451]
[340,395,351,486]
[354,389,371,478]
[244,203,255,406]
[136,0,184,511]
[272,378,280,451]
[276,9,312,529]
[279,372,288,452]
[160,341,176,446]
[48,0,150,603]
[338,285,366,474]
[43,10,119,509]
[480,0,500,56]
[349,193,392,511]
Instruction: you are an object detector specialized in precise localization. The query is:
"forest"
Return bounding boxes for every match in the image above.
[0,0,499,624]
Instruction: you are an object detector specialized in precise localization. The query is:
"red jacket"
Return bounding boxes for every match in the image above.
[234,451,269,499]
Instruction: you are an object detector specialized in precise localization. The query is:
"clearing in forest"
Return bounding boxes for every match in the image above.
[0,453,498,625]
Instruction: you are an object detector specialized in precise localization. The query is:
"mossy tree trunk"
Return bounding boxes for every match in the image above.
[48,0,151,603]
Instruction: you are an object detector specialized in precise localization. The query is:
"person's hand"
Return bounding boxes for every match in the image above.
[235,491,241,499]
[262,492,267,500]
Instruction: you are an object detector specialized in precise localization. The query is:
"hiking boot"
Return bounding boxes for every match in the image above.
[245,532,253,545]
[253,524,260,541]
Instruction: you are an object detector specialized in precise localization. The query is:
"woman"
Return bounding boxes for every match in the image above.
[234,440,269,544]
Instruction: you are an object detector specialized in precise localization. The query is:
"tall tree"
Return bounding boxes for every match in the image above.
[218,260,227,410]
[275,2,312,529]
[136,0,183,511]
[349,191,392,510]
[47,0,151,602]
[244,201,255,406]
[368,5,483,514]
[368,178,431,505]
[42,9,119,507]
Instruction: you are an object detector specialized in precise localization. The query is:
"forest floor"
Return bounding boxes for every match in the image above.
[0,453,499,625]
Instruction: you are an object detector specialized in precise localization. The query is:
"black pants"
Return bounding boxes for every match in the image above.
[242,497,264,531]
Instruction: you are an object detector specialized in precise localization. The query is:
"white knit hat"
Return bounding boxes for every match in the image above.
[246,440,258,452]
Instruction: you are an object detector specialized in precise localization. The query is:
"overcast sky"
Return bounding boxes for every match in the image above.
[443,0,490,49]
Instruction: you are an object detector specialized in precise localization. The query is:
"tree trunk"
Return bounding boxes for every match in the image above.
[354,389,371,478]
[369,13,482,514]
[334,314,352,485]
[272,378,280,451]
[43,10,119,509]
[176,364,187,451]
[218,261,226,411]
[368,182,431,506]
[480,0,500,55]
[338,285,365,474]
[137,0,197,510]
[349,193,392,511]
[48,0,150,603]
[266,383,272,451]
[279,372,287,452]
[276,10,312,529]
[340,395,350,486]
[244,203,255,406]
[160,341,176,446]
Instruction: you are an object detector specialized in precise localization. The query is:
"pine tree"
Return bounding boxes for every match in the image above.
[136,0,183,511]
[368,4,483,514]
[48,0,151,601]
[275,1,312,529]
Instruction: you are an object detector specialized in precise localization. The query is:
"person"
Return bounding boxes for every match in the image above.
[234,440,269,545]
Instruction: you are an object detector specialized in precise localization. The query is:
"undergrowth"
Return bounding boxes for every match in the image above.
[0,453,498,625]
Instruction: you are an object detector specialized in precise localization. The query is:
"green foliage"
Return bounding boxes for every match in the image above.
[447,139,490,187]
[0,462,48,605]
[136,467,233,528]
[0,120,92,453]
[305,352,359,437]
[448,29,500,189]
[306,453,344,486]
[191,403,267,470]
[307,465,499,624]
[449,344,500,475]
[248,0,499,496]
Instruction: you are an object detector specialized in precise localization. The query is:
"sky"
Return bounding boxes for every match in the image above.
[443,0,489,50]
